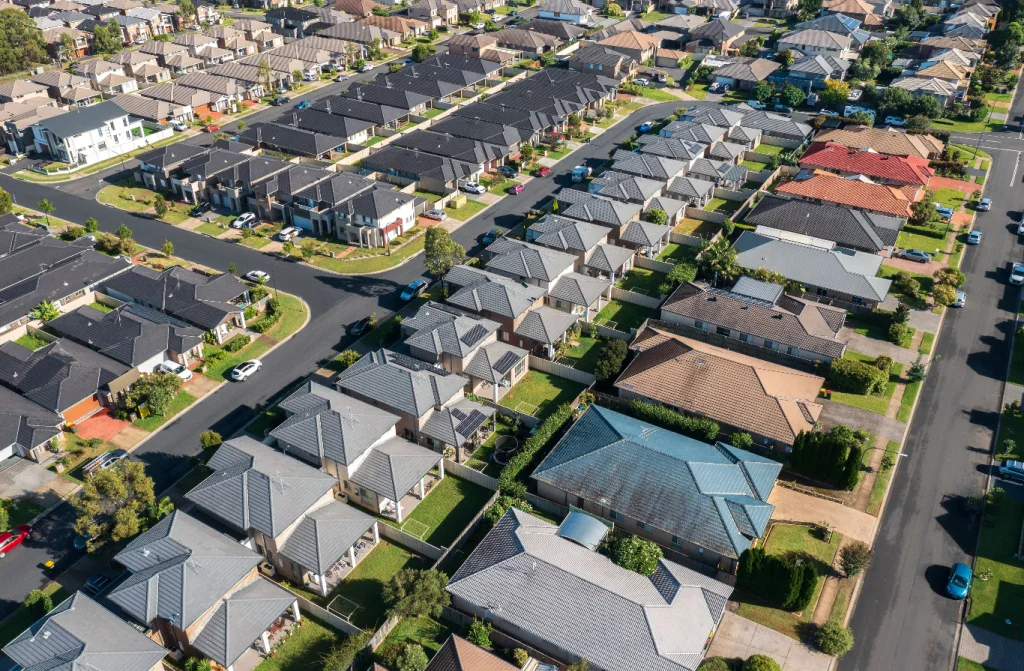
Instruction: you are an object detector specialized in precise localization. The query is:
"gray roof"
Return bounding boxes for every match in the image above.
[558,190,642,228]
[538,0,591,14]
[620,220,670,248]
[611,153,686,181]
[278,501,376,575]
[548,272,609,308]
[343,82,432,112]
[392,129,508,166]
[485,238,577,284]
[102,266,246,331]
[109,511,262,630]
[712,57,780,83]
[464,342,527,385]
[192,578,296,668]
[429,114,529,148]
[707,140,745,162]
[445,265,545,320]
[779,28,852,50]
[0,215,47,255]
[271,381,400,466]
[280,107,376,139]
[686,157,747,183]
[240,123,347,158]
[420,397,495,449]
[337,188,418,220]
[402,301,500,360]
[788,53,850,77]
[136,142,209,171]
[733,231,892,302]
[647,197,687,219]
[0,386,62,456]
[534,405,779,559]
[34,100,125,138]
[528,214,607,254]
[362,146,477,184]
[585,243,635,274]
[3,593,167,671]
[689,17,743,41]
[590,171,664,203]
[666,175,715,200]
[349,435,442,502]
[336,349,469,418]
[636,136,705,161]
[514,306,580,343]
[186,437,336,539]
[448,506,734,671]
[744,194,902,253]
[658,121,728,144]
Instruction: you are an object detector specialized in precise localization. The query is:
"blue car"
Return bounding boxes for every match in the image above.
[946,562,972,599]
[400,279,428,301]
[294,100,312,109]
[967,230,982,245]
[935,203,955,220]
[639,120,655,132]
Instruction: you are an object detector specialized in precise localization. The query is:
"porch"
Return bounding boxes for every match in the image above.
[310,528,379,597]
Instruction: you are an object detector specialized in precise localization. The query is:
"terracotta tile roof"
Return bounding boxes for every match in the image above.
[616,326,824,445]
[800,141,933,186]
[425,635,520,671]
[776,171,919,217]
[597,29,660,50]
[917,60,968,81]
[813,126,944,159]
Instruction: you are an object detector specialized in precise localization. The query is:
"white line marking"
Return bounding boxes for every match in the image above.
[1011,152,1021,186]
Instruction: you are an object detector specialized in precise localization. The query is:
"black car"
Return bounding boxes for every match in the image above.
[191,202,212,216]
[351,316,372,337]
[497,165,519,178]
[270,96,289,106]
[482,228,502,244]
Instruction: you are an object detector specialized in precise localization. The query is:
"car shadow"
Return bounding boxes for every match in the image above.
[925,564,952,597]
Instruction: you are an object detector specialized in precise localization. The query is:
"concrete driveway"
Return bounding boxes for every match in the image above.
[818,401,907,443]
[768,487,877,544]
[708,612,833,671]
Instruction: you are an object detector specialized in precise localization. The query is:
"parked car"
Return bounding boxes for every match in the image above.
[400,279,428,301]
[459,180,485,194]
[231,359,262,381]
[359,63,373,72]
[897,249,932,263]
[191,202,212,217]
[84,573,113,596]
[73,534,91,551]
[847,88,863,101]
[534,166,551,177]
[482,228,502,244]
[967,230,983,244]
[977,197,992,212]
[952,289,966,307]
[508,184,525,195]
[999,459,1024,482]
[747,100,767,110]
[773,103,792,113]
[351,316,372,336]
[277,227,298,241]
[271,96,288,106]
[806,92,819,106]
[884,115,906,127]
[638,120,655,132]
[303,72,318,82]
[169,120,188,132]
[423,209,447,221]
[83,450,129,478]
[244,270,270,283]
[1011,262,1024,285]
[497,165,519,178]
[294,99,312,109]
[231,212,257,229]
[935,204,955,220]
[334,74,348,83]
[819,109,840,118]
[708,82,722,93]
[157,360,193,381]
[1017,218,1024,236]
[635,77,649,86]
[946,562,972,599]
[0,525,31,558]
[276,86,288,94]
[202,124,220,133]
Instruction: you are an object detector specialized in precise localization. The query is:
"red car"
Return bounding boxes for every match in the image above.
[0,525,31,558]
[202,124,220,133]
[534,166,551,177]
[508,184,525,195]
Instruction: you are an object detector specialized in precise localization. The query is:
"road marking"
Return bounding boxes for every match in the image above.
[1012,152,1021,186]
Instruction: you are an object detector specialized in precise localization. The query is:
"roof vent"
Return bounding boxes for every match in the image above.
[142,547,150,556]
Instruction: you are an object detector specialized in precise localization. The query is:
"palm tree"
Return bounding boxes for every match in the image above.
[31,300,61,322]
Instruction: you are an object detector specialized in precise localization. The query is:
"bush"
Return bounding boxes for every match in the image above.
[743,655,782,671]
[222,334,251,352]
[467,618,493,647]
[498,403,574,493]
[335,350,361,371]
[396,644,429,671]
[249,284,269,301]
[593,338,628,381]
[24,589,53,616]
[611,535,663,576]
[698,659,731,671]
[199,430,222,450]
[815,621,854,657]
[321,630,373,671]
[828,357,887,394]
[512,649,530,666]
[839,540,873,576]
[873,355,893,372]
[790,425,866,490]
[731,432,754,450]
[625,399,719,443]
[888,321,910,344]
[736,547,816,610]
[485,494,533,526]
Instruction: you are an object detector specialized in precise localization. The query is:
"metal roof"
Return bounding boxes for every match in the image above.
[556,510,609,550]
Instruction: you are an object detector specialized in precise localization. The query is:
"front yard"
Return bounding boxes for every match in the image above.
[97,181,194,225]
[445,199,488,222]
[133,390,198,432]
[595,299,654,332]
[0,583,68,647]
[385,475,492,548]
[827,351,904,416]
[499,370,586,419]
[896,226,949,256]
[966,497,1024,642]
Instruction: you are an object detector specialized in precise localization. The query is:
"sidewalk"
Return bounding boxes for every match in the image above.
[961,625,1024,671]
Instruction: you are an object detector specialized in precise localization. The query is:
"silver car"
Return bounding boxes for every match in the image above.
[898,249,932,263]
[999,459,1024,482]
[1011,263,1024,286]
[952,290,966,307]
[231,359,262,381]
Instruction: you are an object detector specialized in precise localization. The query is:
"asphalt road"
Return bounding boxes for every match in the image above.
[0,97,681,623]
[841,103,1024,668]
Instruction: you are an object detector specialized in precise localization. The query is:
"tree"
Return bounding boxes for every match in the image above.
[932,283,957,307]
[593,338,628,381]
[611,535,663,576]
[73,460,156,549]
[0,187,10,215]
[797,0,821,19]
[291,69,303,88]
[815,621,854,657]
[321,631,373,671]
[179,0,196,23]
[24,589,53,617]
[395,645,428,671]
[58,31,75,61]
[644,208,667,225]
[820,78,851,108]
[742,656,782,671]
[237,120,247,133]
[335,350,361,370]
[200,430,222,450]
[0,9,48,73]
[366,38,385,60]
[909,95,942,119]
[567,661,589,671]
[116,223,132,240]
[84,217,99,233]
[282,240,295,257]
[910,191,940,228]
[520,143,535,163]
[773,49,794,67]
[484,19,498,30]
[30,300,60,322]
[389,62,402,72]
[840,540,874,577]
[753,81,774,103]
[0,502,8,533]
[603,0,623,15]
[383,568,450,618]
[467,618,493,647]
[228,261,238,275]
[697,237,740,284]
[37,199,55,226]
[698,660,730,671]
[257,58,275,97]
[906,114,932,131]
[790,425,867,490]
[878,86,913,115]
[411,43,435,62]
[372,4,389,13]
[125,372,184,417]
[154,194,168,218]
[781,84,806,108]
[424,226,466,279]
[732,432,754,450]
[739,37,763,57]
[158,240,174,259]
[934,266,966,287]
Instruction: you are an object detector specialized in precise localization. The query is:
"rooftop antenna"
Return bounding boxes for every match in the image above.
[185,555,206,574]
[340,406,361,428]
[272,469,291,493]
[638,426,657,442]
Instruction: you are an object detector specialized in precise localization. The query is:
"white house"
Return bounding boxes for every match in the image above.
[538,0,593,23]
[335,189,419,247]
[30,101,162,169]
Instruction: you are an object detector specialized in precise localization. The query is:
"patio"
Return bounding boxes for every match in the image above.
[314,529,380,597]
[389,471,443,524]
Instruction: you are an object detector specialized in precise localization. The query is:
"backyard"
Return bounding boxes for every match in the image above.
[673,217,721,239]
[616,267,668,296]
[386,475,492,548]
[465,416,514,476]
[499,370,586,419]
[253,617,346,671]
[375,616,458,666]
[557,335,602,371]
[828,351,904,416]
[595,299,654,332]
[703,198,742,215]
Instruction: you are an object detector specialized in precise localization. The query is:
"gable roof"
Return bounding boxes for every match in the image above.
[444,265,545,320]
[558,189,643,227]
[34,100,125,138]
[513,305,581,343]
[191,578,296,669]
[690,17,743,41]
[348,435,442,502]
[425,635,519,671]
[420,398,495,449]
[788,53,850,77]
[337,349,468,418]
[529,214,608,253]
[278,501,376,575]
[402,301,500,359]
[713,57,780,82]
[813,126,944,159]
[745,193,902,252]
[891,75,957,97]
[776,171,919,217]
[0,385,62,455]
[800,140,933,186]
[484,237,577,283]
[778,28,852,50]
[103,266,246,331]
[448,507,734,671]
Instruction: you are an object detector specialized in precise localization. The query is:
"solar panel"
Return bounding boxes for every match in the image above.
[493,351,521,374]
[455,410,487,438]
[451,408,468,421]
[460,324,487,347]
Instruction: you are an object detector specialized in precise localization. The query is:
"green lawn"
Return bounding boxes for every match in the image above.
[845,314,914,347]
[445,199,488,222]
[97,182,158,213]
[254,617,346,671]
[932,117,1004,134]
[919,331,935,355]
[195,222,227,237]
[638,86,678,102]
[595,299,654,332]
[828,351,904,416]
[897,377,922,423]
[133,390,197,432]
[673,218,721,238]
[89,301,114,313]
[310,232,426,274]
[866,440,901,516]
[958,658,997,671]
[245,406,287,439]
[558,336,602,371]
[546,145,572,160]
[641,9,673,20]
[465,417,513,476]
[876,265,935,310]
[325,540,429,629]
[967,498,1024,642]
[499,370,586,419]
[754,143,785,156]
[421,108,444,119]
[239,235,271,249]
[616,267,667,296]
[264,292,308,341]
[0,583,69,647]
[657,242,700,265]
[932,188,967,211]
[375,616,458,665]
[482,176,518,195]
[741,159,769,172]
[687,82,709,100]
[14,333,48,350]
[413,190,443,203]
[704,197,742,215]
[1010,331,1024,386]
[950,143,992,160]
[896,227,949,256]
[984,91,1014,104]
[386,475,492,547]
[204,340,272,382]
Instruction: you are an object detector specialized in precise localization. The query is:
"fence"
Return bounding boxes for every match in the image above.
[528,354,597,386]
[524,492,570,519]
[595,323,635,341]
[476,396,541,428]
[712,187,751,202]
[443,458,499,491]
[634,256,676,274]
[744,150,775,165]
[377,521,445,560]
[368,615,402,651]
[686,208,727,224]
[293,595,363,636]
[760,135,804,150]
[440,607,564,667]
[791,290,874,315]
[435,489,500,572]
[659,547,738,586]
[645,318,822,372]
[611,286,665,310]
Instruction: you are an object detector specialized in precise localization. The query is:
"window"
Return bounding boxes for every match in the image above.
[610,510,623,522]
[694,320,704,329]
[637,520,651,531]
[851,296,864,305]
[97,142,107,151]
[671,535,683,549]
[764,340,774,350]
[739,333,749,342]
[816,287,828,296]
[716,326,730,336]
[514,360,525,377]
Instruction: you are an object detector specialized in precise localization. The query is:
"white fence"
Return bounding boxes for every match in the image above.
[635,256,676,273]
[686,208,727,224]
[476,396,541,428]
[528,354,597,386]
[444,458,499,491]
[760,136,803,150]
[611,286,665,309]
[293,595,363,635]
[744,150,776,165]
[377,521,445,560]
[369,615,402,651]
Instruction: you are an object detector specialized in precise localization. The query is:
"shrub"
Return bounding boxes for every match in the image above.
[222,334,251,352]
[815,620,854,657]
[395,644,429,671]
[731,432,754,450]
[184,658,212,671]
[625,399,719,443]
[24,589,53,616]
[593,338,628,381]
[934,267,966,287]
[485,494,533,526]
[498,403,574,492]
[736,547,816,610]
[790,425,866,490]
[742,655,782,671]
[840,540,873,576]
[249,284,269,301]
[321,630,373,671]
[467,618,493,648]
[888,321,910,344]
[611,535,663,576]
[512,649,530,667]
[932,283,957,307]
[698,659,731,671]
[335,350,361,371]
[828,357,887,394]
[244,306,258,321]
[873,355,893,372]
[200,430,222,450]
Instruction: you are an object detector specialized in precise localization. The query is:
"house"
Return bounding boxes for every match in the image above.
[360,14,428,39]
[589,170,665,206]
[430,114,526,151]
[102,266,250,343]
[686,18,745,54]
[332,188,419,248]
[363,145,479,193]
[108,511,302,671]
[744,193,902,254]
[916,59,969,88]
[48,303,205,372]
[793,12,868,45]
[596,30,660,63]
[733,230,892,307]
[618,218,671,257]
[814,125,944,159]
[711,58,780,88]
[777,28,857,60]
[333,0,382,16]
[444,264,546,342]
[534,403,781,569]
[891,76,957,106]
[0,386,63,462]
[645,195,688,226]
[537,0,593,23]
[686,156,748,188]
[426,636,519,671]
[278,108,374,146]
[491,27,562,56]
[520,17,587,41]
[664,175,715,208]
[657,119,727,143]
[683,105,813,141]
[447,507,734,671]
[0,81,48,104]
[319,21,401,47]
[800,140,933,186]
[483,236,577,293]
[408,0,458,27]
[568,45,638,81]
[3,593,168,671]
[636,135,706,164]
[134,142,210,191]
[776,170,919,218]
[392,130,508,173]
[275,171,377,235]
[315,95,407,129]
[264,6,319,38]
[29,101,149,168]
[109,49,171,84]
[127,5,176,35]
[343,83,431,114]
[42,26,92,60]
[528,214,610,269]
[556,189,643,237]
[781,53,850,88]
[239,123,348,161]
[401,300,503,376]
[822,0,884,25]
[660,278,847,362]
[617,326,824,448]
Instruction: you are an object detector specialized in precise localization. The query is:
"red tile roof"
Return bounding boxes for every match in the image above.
[799,141,934,186]
[776,171,919,217]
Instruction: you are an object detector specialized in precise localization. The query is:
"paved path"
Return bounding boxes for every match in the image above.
[818,401,908,443]
[708,612,832,671]
[767,487,877,544]
[840,328,922,365]
[960,625,1024,671]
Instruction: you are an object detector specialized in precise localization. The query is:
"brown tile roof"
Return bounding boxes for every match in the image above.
[360,14,428,33]
[917,60,968,81]
[616,326,824,445]
[597,29,660,50]
[800,141,934,186]
[776,171,919,217]
[334,0,380,15]
[812,126,944,159]
[425,635,520,671]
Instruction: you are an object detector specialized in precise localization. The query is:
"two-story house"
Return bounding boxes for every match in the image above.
[30,101,147,169]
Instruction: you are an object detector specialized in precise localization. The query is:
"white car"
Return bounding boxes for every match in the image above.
[847,88,863,101]
[245,270,270,283]
[747,100,767,110]
[1016,219,1024,236]
[359,63,373,72]
[459,181,486,195]
[169,120,188,132]
[819,109,840,118]
[157,361,193,381]
[231,360,262,381]
[635,77,649,86]
[231,213,257,229]
[1011,263,1024,286]
[884,115,906,127]
[335,74,348,82]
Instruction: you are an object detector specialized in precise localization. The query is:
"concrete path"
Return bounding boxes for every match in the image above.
[818,400,907,443]
[960,625,1024,671]
[708,612,832,671]
[840,328,921,365]
[768,487,877,544]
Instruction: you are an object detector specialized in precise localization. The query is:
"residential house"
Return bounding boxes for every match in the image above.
[280,171,377,235]
[534,403,781,569]
[319,20,400,45]
[589,170,665,206]
[444,264,546,343]
[733,230,892,307]
[537,0,593,23]
[814,125,944,159]
[793,13,869,45]
[617,218,671,257]
[408,0,458,27]
[520,17,587,41]
[332,188,419,247]
[687,156,748,188]
[686,18,745,55]
[447,507,734,671]
[636,135,707,165]
[490,27,561,56]
[30,71,101,108]
[240,122,349,160]
[140,83,213,114]
[568,45,639,81]
[135,142,210,190]
[430,114,527,151]
[425,636,519,671]
[107,511,301,671]
[343,83,431,114]
[360,14,428,39]
[127,5,176,35]
[779,53,850,89]
[28,101,149,169]
[42,26,92,60]
[248,163,332,222]
[777,28,857,60]
[656,119,728,143]
[109,49,171,84]
[392,130,508,173]
[596,30,660,63]
[333,0,381,16]
[915,59,969,90]
[822,0,885,25]
[315,95,407,129]
[264,6,320,39]
[891,76,957,106]
[233,18,283,49]
[660,278,847,362]
[617,325,824,448]
[776,170,919,217]
[483,236,577,294]
[799,140,933,186]
[362,145,479,193]
[556,188,643,238]
[0,81,48,104]
[712,58,781,88]
[0,385,63,462]
[527,214,610,269]
[279,107,374,145]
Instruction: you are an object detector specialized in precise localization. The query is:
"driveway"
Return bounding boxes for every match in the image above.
[960,625,1024,671]
[708,612,832,671]
[768,487,877,544]
[818,401,907,443]
[840,328,922,366]
[882,255,947,276]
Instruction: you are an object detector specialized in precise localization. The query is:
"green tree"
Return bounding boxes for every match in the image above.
[743,655,782,671]
[934,266,966,287]
[484,19,498,30]
[24,589,54,617]
[753,81,774,103]
[30,300,60,322]
[335,350,361,370]
[815,621,854,657]
[739,37,764,57]
[200,430,223,450]
[125,372,184,417]
[154,194,168,217]
[593,338,628,381]
[58,31,75,61]
[179,0,196,23]
[395,645,428,671]
[774,49,795,66]
[424,226,466,279]
[257,58,275,97]
[161,240,174,257]
[820,78,850,108]
[878,87,913,115]
[611,535,663,576]
[37,199,55,226]
[84,217,99,233]
[520,143,535,163]
[389,62,402,72]
[839,540,873,577]
[0,502,8,532]
[932,283,957,307]
[698,659,731,671]
[321,631,373,671]
[383,568,450,618]
[906,114,932,130]
[467,618,493,647]
[781,84,806,108]
[644,208,667,225]
[603,0,623,15]
[73,460,156,549]
[797,0,821,19]
[116,223,132,240]
[228,261,238,275]
[567,660,590,671]
[372,4,389,13]
[0,186,11,215]
[731,432,754,450]
[0,8,50,72]
[411,43,435,62]
[697,237,740,284]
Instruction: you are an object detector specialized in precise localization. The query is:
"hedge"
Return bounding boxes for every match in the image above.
[222,334,251,352]
[790,425,865,490]
[497,403,575,492]
[626,399,719,443]
[828,357,887,395]
[737,546,816,611]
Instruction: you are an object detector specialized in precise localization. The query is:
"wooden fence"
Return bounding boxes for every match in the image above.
[634,256,676,273]
[368,615,402,651]
[377,520,445,560]
[443,458,499,491]
[528,354,597,386]
[293,595,363,636]
[611,286,665,309]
